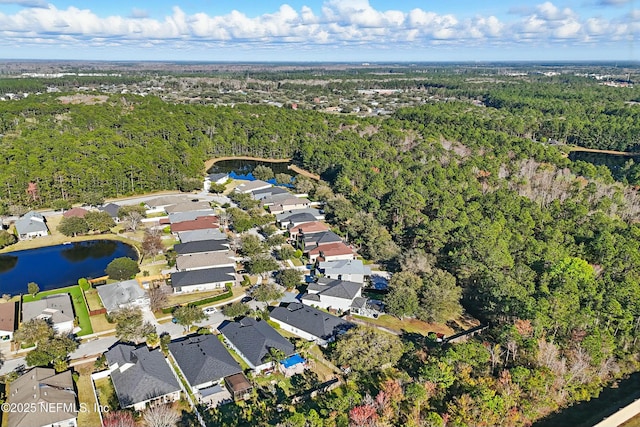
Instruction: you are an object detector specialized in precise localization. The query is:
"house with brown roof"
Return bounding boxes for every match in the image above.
[288,221,329,241]
[308,242,354,263]
[7,368,78,427]
[0,301,17,341]
[62,207,88,218]
[176,252,236,271]
[170,216,220,234]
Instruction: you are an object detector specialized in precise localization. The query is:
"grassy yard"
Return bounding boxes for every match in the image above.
[351,314,453,336]
[23,285,93,336]
[94,376,119,411]
[289,257,303,267]
[89,314,115,334]
[84,289,103,311]
[75,363,102,427]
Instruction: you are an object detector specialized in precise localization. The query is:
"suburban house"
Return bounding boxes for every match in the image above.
[277,212,318,229]
[316,259,371,283]
[301,278,363,313]
[144,195,190,214]
[7,368,78,427]
[14,211,48,240]
[0,301,17,341]
[288,221,329,241]
[98,203,121,222]
[275,208,325,228]
[178,228,228,243]
[298,230,342,252]
[62,207,88,219]
[168,335,246,405]
[234,180,272,194]
[22,294,75,334]
[168,210,216,225]
[270,303,353,346]
[308,242,354,263]
[170,266,236,293]
[219,317,296,373]
[208,172,229,185]
[170,216,220,234]
[165,201,213,214]
[174,240,230,256]
[104,343,181,411]
[96,279,149,314]
[269,197,311,215]
[251,186,290,202]
[176,252,236,272]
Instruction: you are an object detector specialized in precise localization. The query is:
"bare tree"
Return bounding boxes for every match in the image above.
[122,211,143,232]
[148,286,168,312]
[142,228,165,260]
[143,403,179,427]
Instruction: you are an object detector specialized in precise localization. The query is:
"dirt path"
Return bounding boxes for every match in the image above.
[204,156,321,180]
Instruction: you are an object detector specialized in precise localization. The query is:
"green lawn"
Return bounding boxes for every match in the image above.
[75,363,103,427]
[23,285,93,336]
[289,257,303,267]
[94,376,119,411]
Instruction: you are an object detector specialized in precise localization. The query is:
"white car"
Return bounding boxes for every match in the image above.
[203,307,217,315]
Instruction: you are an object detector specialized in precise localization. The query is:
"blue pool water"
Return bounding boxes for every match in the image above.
[281,353,305,368]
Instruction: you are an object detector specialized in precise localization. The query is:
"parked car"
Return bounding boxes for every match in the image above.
[240,296,253,303]
[203,307,217,315]
[237,269,247,274]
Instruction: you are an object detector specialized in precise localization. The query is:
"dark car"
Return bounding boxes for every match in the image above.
[237,269,247,274]
[241,296,253,303]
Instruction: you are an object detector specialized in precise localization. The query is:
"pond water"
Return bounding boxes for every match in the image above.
[569,151,639,174]
[208,159,295,183]
[0,240,138,295]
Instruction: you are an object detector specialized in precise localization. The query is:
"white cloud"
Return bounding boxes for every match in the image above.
[0,0,636,58]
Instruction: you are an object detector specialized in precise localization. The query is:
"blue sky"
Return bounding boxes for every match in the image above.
[0,0,638,61]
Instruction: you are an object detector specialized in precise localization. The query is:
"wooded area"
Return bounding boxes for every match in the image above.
[1,70,640,425]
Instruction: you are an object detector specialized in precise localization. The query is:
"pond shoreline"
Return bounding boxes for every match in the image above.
[205,156,321,180]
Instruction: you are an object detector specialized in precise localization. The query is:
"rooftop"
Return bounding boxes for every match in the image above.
[96,280,147,313]
[270,303,352,341]
[170,266,236,288]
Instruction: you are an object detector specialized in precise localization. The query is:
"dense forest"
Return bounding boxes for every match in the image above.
[1,73,640,425]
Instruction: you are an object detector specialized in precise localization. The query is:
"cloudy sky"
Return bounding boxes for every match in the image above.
[0,0,638,61]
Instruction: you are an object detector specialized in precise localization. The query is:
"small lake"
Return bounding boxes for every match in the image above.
[569,151,639,174]
[208,159,295,183]
[0,240,138,295]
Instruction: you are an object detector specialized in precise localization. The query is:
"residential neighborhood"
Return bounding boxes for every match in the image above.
[0,171,400,427]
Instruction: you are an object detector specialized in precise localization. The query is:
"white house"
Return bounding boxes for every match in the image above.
[301,278,363,312]
[270,303,353,346]
[22,294,75,334]
[96,280,149,314]
[14,211,48,240]
[170,266,236,293]
[317,259,371,284]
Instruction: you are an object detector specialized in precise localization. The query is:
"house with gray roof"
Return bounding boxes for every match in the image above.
[276,208,325,227]
[174,239,229,256]
[208,173,229,185]
[298,230,342,252]
[165,201,212,214]
[302,278,363,313]
[234,180,272,194]
[269,197,311,215]
[277,212,318,229]
[170,266,236,293]
[178,228,227,243]
[168,335,244,405]
[98,203,121,222]
[104,343,181,411]
[7,368,78,427]
[144,195,190,213]
[14,211,48,240]
[22,294,75,334]
[270,303,353,346]
[317,259,371,284]
[251,186,290,201]
[96,279,149,314]
[176,252,236,272]
[219,317,295,373]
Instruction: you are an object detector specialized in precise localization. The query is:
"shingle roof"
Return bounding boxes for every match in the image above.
[96,280,148,313]
[14,211,48,236]
[98,203,120,218]
[178,229,228,243]
[170,266,236,288]
[170,216,219,233]
[281,213,318,226]
[165,201,212,214]
[318,259,371,276]
[235,180,272,193]
[176,252,235,271]
[270,303,352,342]
[0,301,17,333]
[302,230,342,250]
[145,195,190,208]
[22,294,74,325]
[275,208,324,222]
[292,221,329,234]
[62,207,88,218]
[219,317,295,367]
[307,278,362,300]
[168,210,216,224]
[105,344,181,408]
[168,335,242,388]
[208,173,229,182]
[251,186,290,200]
[174,240,229,255]
[7,368,77,427]
[308,242,353,258]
